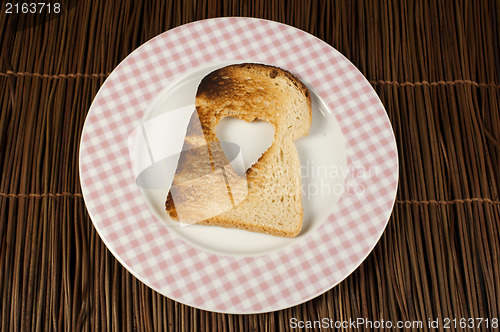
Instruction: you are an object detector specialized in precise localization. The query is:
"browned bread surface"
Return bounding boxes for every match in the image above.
[165,63,312,237]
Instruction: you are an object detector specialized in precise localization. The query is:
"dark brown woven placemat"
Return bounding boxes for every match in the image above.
[1,0,499,331]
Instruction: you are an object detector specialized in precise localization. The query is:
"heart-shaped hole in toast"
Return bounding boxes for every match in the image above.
[216,117,275,174]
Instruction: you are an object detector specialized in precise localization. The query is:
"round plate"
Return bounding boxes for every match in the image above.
[79,17,398,314]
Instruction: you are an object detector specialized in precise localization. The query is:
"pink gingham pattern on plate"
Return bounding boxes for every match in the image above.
[79,18,398,313]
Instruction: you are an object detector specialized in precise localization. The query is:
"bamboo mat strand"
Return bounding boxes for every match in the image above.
[1,0,500,331]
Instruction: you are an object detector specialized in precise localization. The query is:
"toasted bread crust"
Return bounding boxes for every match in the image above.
[165,63,312,237]
[197,64,310,107]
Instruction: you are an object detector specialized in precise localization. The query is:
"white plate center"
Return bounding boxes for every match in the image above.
[133,61,347,257]
[216,118,274,172]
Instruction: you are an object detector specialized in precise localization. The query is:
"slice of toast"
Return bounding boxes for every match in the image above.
[165,63,312,237]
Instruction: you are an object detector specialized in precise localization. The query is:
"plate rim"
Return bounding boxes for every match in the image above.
[79,17,399,314]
